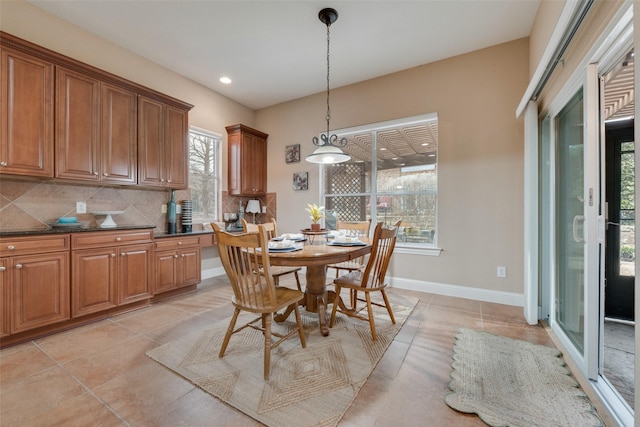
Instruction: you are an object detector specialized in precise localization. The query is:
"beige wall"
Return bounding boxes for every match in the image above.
[256,38,529,295]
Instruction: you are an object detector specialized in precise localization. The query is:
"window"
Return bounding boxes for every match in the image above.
[321,113,438,249]
[189,127,221,223]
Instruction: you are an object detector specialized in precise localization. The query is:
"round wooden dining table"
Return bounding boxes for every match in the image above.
[267,239,371,336]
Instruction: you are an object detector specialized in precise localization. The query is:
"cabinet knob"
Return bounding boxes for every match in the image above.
[15,264,22,269]
[7,245,15,251]
[116,237,121,242]
[178,241,182,245]
[121,252,126,257]
[111,253,116,257]
[0,266,6,272]
[94,171,99,176]
[174,254,179,259]
[104,173,109,177]
[0,162,7,166]
[181,254,185,257]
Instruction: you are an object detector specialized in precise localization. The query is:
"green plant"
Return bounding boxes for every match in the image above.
[305,203,325,223]
[620,245,635,261]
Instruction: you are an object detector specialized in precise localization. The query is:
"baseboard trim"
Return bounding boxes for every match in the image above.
[202,267,524,307]
[389,277,524,307]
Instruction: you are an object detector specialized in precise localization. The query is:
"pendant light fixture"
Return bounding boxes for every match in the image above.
[305,8,351,164]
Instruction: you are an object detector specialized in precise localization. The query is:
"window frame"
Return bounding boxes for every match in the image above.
[319,113,442,256]
[188,126,222,224]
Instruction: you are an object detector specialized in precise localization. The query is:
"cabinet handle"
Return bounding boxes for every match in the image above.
[15,264,22,269]
[0,266,5,272]
[116,237,121,242]
[0,162,7,166]
[7,245,15,251]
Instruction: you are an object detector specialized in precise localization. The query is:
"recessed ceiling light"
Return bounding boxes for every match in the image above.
[428,153,436,157]
[219,76,232,84]
[380,148,387,151]
[421,143,429,146]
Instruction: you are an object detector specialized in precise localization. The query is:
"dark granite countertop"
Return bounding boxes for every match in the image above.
[154,230,214,239]
[0,225,155,238]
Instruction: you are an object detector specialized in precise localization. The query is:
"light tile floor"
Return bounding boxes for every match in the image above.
[0,276,608,426]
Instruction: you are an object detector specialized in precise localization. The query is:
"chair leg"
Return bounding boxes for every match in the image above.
[329,284,341,328]
[263,313,272,380]
[365,293,377,341]
[293,303,306,348]
[293,271,302,291]
[219,308,240,358]
[381,289,396,324]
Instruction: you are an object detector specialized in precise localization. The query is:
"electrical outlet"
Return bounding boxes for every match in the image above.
[161,204,167,214]
[497,266,507,278]
[76,201,86,214]
[262,206,267,213]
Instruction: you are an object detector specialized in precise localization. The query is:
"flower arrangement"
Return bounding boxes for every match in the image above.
[305,203,325,224]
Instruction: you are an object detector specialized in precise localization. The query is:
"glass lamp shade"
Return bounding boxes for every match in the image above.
[246,200,261,214]
[305,145,351,164]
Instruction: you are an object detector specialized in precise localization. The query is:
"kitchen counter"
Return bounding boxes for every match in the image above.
[0,224,155,238]
[154,229,214,239]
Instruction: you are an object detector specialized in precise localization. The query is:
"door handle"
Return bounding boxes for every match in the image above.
[607,222,620,226]
[572,215,585,243]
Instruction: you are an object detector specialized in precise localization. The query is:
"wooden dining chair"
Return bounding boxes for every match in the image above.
[212,223,306,380]
[327,219,372,279]
[241,218,303,291]
[329,221,401,341]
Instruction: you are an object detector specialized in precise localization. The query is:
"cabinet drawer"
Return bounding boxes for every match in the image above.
[155,236,200,250]
[0,235,70,257]
[72,230,153,249]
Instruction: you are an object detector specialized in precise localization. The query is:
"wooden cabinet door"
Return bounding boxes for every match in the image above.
[0,48,54,177]
[155,249,178,294]
[56,67,100,181]
[226,124,267,196]
[138,96,164,187]
[180,247,201,286]
[72,248,117,317]
[118,243,152,305]
[0,258,9,338]
[252,134,267,195]
[11,252,69,333]
[101,83,137,184]
[164,105,188,189]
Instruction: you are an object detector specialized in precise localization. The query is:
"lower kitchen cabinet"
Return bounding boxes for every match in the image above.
[154,236,201,295]
[0,234,70,335]
[71,230,153,318]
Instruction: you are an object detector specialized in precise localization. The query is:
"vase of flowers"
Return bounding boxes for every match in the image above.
[306,203,324,231]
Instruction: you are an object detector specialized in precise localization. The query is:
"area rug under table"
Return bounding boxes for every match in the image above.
[445,328,604,427]
[147,293,418,427]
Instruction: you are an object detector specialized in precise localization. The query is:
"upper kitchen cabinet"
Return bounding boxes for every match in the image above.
[138,96,189,189]
[0,47,54,177]
[1,31,192,188]
[56,68,137,184]
[226,124,267,196]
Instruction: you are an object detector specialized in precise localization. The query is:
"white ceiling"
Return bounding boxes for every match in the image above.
[28,0,541,110]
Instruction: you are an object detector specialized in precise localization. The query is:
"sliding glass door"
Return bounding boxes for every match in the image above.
[555,88,587,354]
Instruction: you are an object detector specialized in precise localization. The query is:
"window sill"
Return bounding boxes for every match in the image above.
[394,244,442,256]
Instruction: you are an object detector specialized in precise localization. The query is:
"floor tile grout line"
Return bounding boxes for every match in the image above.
[31,340,132,427]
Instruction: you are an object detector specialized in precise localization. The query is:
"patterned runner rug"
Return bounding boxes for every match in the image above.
[147,293,418,427]
[445,328,605,427]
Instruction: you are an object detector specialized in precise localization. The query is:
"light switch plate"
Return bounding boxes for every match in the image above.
[76,201,87,214]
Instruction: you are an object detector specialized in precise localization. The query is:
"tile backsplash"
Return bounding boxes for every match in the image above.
[0,177,277,232]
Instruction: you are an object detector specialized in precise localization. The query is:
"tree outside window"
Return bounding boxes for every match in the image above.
[189,128,220,223]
